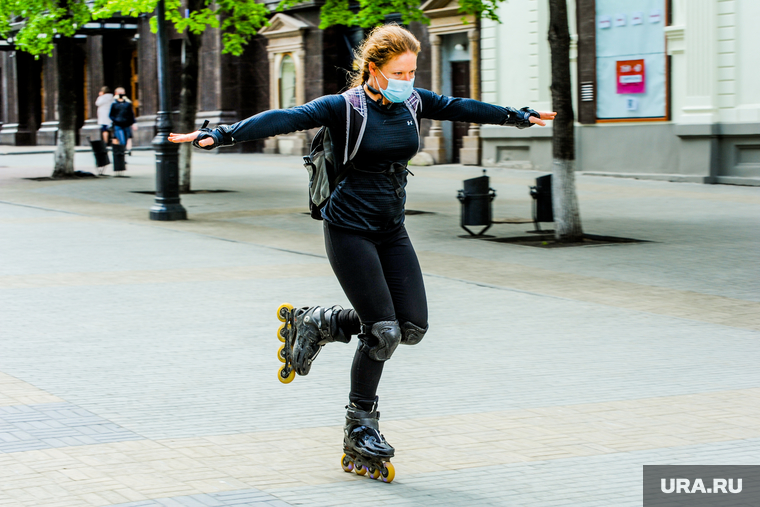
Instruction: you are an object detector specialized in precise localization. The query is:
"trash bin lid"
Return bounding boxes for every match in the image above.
[463,175,489,194]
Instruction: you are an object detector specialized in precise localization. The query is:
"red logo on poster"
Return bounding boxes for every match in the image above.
[617,59,646,94]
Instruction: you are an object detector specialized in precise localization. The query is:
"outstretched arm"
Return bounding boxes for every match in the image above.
[169,95,345,149]
[416,89,555,129]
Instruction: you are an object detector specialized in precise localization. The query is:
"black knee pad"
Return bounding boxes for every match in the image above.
[401,322,428,345]
[360,321,402,362]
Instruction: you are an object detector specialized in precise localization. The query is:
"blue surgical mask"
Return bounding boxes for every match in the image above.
[378,69,414,103]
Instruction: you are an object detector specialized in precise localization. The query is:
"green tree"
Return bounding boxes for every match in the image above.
[278,0,504,29]
[93,0,270,191]
[0,0,92,176]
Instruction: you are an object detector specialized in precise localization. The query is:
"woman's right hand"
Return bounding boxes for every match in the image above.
[169,131,215,147]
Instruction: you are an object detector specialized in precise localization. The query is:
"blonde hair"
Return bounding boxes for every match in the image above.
[350,24,421,88]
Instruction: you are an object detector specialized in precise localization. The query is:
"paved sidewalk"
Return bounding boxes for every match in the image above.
[0,151,759,506]
[0,146,153,156]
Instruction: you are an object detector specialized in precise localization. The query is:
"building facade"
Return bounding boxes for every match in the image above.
[480,0,760,186]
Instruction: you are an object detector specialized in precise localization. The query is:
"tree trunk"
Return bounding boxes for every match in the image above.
[178,12,202,193]
[548,0,583,242]
[53,36,77,177]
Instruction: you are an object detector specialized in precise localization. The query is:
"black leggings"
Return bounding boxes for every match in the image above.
[324,222,428,410]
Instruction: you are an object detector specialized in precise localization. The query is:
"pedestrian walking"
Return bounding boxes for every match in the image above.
[169,24,555,483]
[109,87,135,154]
[95,86,114,144]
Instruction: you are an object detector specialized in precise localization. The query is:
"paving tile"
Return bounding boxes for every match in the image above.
[0,403,143,454]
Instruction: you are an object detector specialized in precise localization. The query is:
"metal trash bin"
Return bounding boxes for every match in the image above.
[112,144,126,174]
[87,137,111,175]
[457,171,496,236]
[529,174,553,231]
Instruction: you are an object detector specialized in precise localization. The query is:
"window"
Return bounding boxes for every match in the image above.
[593,0,669,121]
[279,54,296,109]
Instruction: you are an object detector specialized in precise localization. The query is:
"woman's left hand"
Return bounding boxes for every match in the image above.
[530,111,557,126]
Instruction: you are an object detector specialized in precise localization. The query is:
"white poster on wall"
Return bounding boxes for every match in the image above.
[596,0,667,119]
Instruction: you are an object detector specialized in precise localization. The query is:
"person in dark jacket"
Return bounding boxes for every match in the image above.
[109,87,135,154]
[169,24,554,483]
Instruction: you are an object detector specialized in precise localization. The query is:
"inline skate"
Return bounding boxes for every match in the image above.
[276,304,349,383]
[340,398,396,483]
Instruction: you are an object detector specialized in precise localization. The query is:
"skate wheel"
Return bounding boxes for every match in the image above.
[355,465,367,476]
[277,365,295,384]
[277,345,286,363]
[368,467,381,480]
[340,454,354,473]
[380,462,395,483]
[277,303,293,322]
[277,323,288,343]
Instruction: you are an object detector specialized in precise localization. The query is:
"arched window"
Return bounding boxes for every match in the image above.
[279,54,296,109]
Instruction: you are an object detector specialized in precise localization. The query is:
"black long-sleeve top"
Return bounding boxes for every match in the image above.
[109,99,135,127]
[204,88,533,232]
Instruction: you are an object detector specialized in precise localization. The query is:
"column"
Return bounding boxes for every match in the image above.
[674,0,719,181]
[0,51,39,145]
[680,0,718,123]
[36,52,59,145]
[294,48,305,106]
[291,47,308,155]
[81,35,105,143]
[422,33,446,164]
[460,28,481,165]
[0,52,20,145]
[263,52,278,154]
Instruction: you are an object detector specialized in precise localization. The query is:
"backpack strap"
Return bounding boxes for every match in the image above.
[341,86,369,165]
[339,86,421,162]
[403,89,422,154]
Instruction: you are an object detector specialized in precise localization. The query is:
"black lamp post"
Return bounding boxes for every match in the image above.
[149,0,186,221]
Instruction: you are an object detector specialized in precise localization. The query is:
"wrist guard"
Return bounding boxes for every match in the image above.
[504,107,540,129]
[192,120,236,150]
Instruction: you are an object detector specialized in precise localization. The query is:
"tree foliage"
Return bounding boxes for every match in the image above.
[1,0,507,58]
[92,0,269,57]
[0,0,91,57]
[0,0,268,58]
[278,0,505,30]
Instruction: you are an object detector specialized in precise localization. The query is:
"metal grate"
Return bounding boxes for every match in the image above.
[581,82,595,102]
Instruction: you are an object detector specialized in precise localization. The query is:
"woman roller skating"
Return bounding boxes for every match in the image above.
[170,24,555,483]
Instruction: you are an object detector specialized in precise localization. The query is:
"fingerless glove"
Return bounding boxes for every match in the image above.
[504,107,540,129]
[192,120,237,150]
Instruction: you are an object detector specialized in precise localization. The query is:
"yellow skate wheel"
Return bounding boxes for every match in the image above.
[380,462,395,483]
[355,465,367,476]
[340,454,354,473]
[277,365,295,384]
[277,323,288,343]
[368,467,381,480]
[277,345,286,363]
[277,303,293,322]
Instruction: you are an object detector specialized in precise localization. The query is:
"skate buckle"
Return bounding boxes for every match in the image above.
[307,346,322,365]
